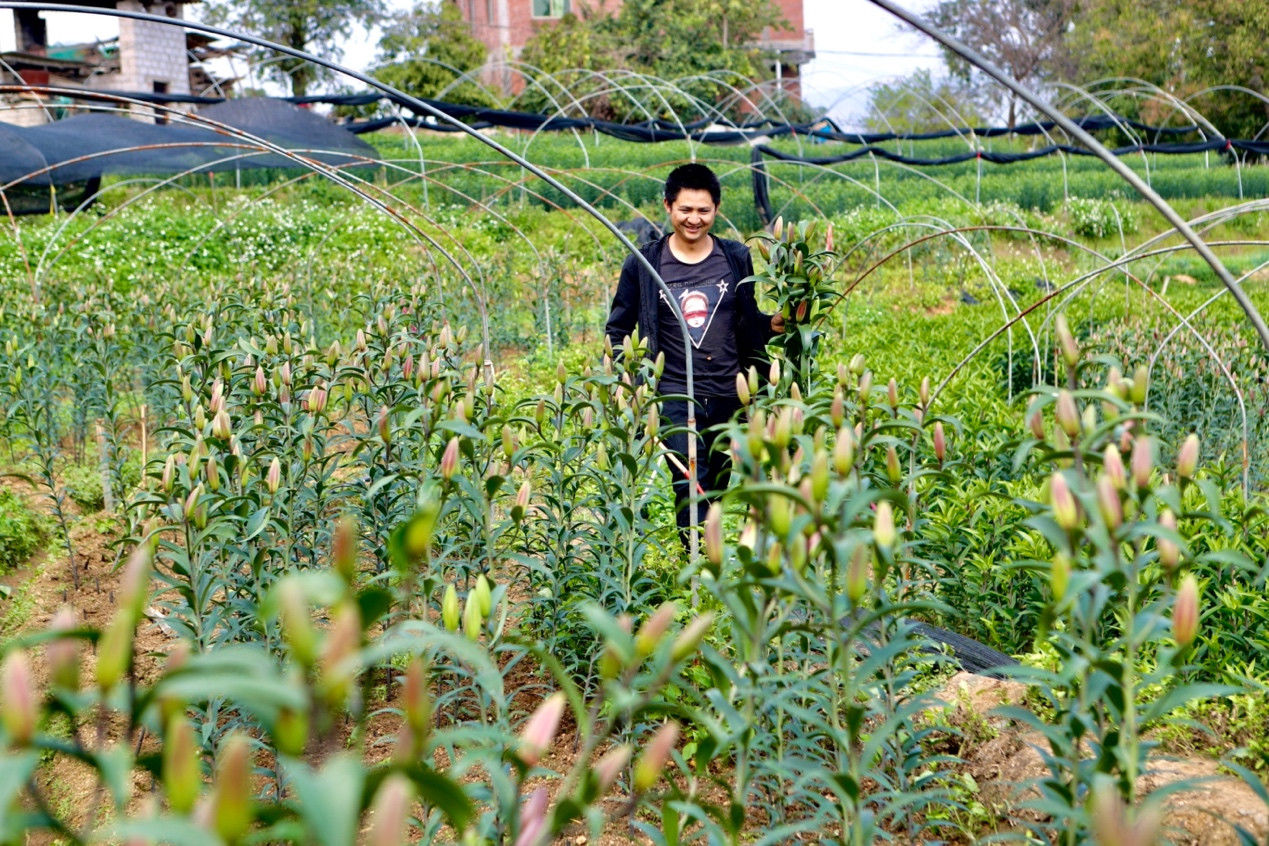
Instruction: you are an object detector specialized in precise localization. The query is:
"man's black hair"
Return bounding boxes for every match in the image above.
[664,163,721,206]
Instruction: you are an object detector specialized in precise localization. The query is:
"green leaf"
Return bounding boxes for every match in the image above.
[405,764,473,834]
[0,751,38,814]
[282,754,364,846]
[93,745,135,809]
[356,587,394,629]
[103,816,223,846]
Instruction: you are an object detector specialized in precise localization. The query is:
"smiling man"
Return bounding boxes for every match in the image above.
[605,163,785,553]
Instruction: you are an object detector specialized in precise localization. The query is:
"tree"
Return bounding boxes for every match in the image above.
[370,1,493,107]
[929,0,1076,128]
[201,0,388,97]
[517,0,786,121]
[862,69,986,135]
[1066,0,1269,138]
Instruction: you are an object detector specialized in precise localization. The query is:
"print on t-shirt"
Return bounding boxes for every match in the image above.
[660,278,729,349]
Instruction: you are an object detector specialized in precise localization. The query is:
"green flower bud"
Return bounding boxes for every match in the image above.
[442,584,460,632]
[162,716,200,814]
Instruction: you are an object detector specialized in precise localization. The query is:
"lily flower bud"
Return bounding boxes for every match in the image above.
[768,358,781,387]
[833,426,854,475]
[517,692,566,768]
[704,503,723,568]
[671,613,714,662]
[318,603,361,704]
[735,372,750,406]
[211,734,252,841]
[463,591,483,640]
[645,407,659,440]
[873,501,896,548]
[1130,365,1149,405]
[1158,509,1180,571]
[367,776,413,846]
[1050,473,1079,531]
[266,457,282,494]
[1131,436,1153,489]
[473,574,493,616]
[633,722,680,793]
[885,445,901,485]
[278,579,317,668]
[933,422,946,465]
[846,545,870,604]
[1,650,36,746]
[440,436,460,481]
[1055,390,1080,439]
[163,716,200,814]
[1028,409,1046,440]
[635,603,676,658]
[1176,433,1199,480]
[887,378,899,410]
[1104,444,1126,490]
[1051,550,1071,602]
[594,745,632,794]
[46,607,80,691]
[1096,474,1122,530]
[1174,574,1199,648]
[442,584,460,632]
[1055,314,1078,369]
[332,515,357,584]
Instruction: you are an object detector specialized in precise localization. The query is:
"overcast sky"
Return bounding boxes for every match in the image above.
[2,0,944,127]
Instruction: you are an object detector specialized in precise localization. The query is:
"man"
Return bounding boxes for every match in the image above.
[605,163,785,551]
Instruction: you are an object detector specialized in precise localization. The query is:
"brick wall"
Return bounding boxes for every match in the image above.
[117,1,191,122]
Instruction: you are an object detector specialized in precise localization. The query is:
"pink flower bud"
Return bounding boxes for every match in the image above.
[735,372,750,406]
[1055,390,1080,439]
[118,542,154,623]
[1174,574,1199,648]
[933,422,946,465]
[1131,436,1153,489]
[305,384,328,415]
[1,649,36,746]
[318,603,361,705]
[1028,409,1045,440]
[1176,433,1199,480]
[46,607,80,691]
[594,745,632,793]
[1096,474,1122,530]
[204,453,219,492]
[367,775,414,846]
[440,436,460,481]
[211,408,231,440]
[377,405,391,443]
[887,378,899,409]
[514,787,549,846]
[517,691,566,768]
[768,358,781,387]
[1104,444,1126,489]
[1158,509,1180,571]
[513,480,532,522]
[1050,473,1079,531]
[266,457,281,494]
[633,721,680,793]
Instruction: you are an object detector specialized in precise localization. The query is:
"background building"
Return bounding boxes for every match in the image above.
[0,0,228,126]
[458,0,813,99]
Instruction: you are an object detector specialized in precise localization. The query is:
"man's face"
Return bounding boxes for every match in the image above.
[664,188,717,247]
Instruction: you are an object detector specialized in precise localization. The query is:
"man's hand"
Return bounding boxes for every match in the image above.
[770,313,786,334]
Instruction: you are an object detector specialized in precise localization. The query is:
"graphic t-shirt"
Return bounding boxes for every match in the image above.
[656,238,740,397]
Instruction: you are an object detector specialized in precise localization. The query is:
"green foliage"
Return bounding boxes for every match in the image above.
[368,1,493,108]
[1064,196,1139,239]
[200,0,388,96]
[0,489,45,573]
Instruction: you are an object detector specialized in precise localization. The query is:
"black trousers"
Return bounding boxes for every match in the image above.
[661,394,744,550]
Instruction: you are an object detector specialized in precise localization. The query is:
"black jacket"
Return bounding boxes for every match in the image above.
[605,234,775,372]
